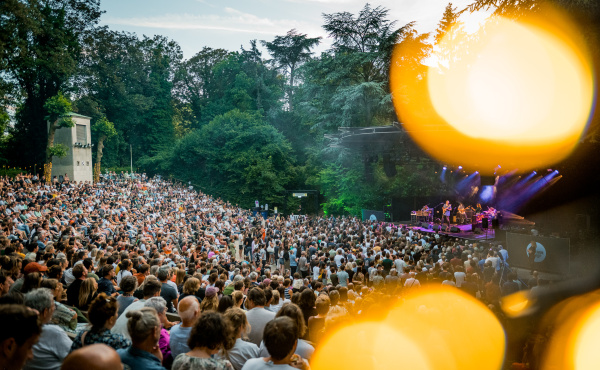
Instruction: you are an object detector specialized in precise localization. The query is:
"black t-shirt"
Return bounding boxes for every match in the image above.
[66,279,83,307]
[160,283,178,312]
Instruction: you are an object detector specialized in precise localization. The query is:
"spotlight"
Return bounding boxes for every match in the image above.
[547,169,553,172]
[458,166,463,170]
[443,166,447,170]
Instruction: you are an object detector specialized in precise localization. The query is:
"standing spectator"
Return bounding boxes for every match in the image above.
[172,312,235,370]
[23,288,72,370]
[118,308,166,370]
[170,296,201,359]
[245,288,276,346]
[71,293,131,351]
[0,304,42,370]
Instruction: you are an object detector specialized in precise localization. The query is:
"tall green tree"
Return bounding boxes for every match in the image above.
[143,109,296,208]
[261,29,321,110]
[75,28,181,167]
[44,92,74,162]
[173,47,231,129]
[1,0,102,166]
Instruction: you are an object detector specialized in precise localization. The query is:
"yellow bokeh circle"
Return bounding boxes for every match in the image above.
[391,8,594,174]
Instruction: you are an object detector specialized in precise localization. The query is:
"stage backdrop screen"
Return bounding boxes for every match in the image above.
[362,210,385,222]
[506,233,570,275]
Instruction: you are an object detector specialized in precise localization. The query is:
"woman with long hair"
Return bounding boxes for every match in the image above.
[200,287,219,313]
[71,293,130,351]
[117,259,132,285]
[218,308,259,370]
[78,277,98,310]
[21,271,42,294]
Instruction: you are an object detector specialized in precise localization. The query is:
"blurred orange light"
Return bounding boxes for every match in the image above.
[312,287,505,370]
[390,8,594,174]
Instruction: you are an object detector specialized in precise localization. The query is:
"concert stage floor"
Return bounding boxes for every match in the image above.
[407,223,497,241]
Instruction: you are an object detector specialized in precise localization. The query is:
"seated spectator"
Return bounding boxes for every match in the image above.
[245,288,276,346]
[200,286,219,313]
[218,307,259,370]
[66,264,87,307]
[117,275,139,315]
[21,271,42,294]
[218,295,235,313]
[170,296,201,359]
[62,343,123,370]
[144,297,172,367]
[97,265,117,296]
[118,307,166,370]
[308,295,330,343]
[259,303,314,361]
[116,259,133,286]
[77,277,98,311]
[172,312,235,370]
[112,277,162,339]
[0,304,42,370]
[40,278,77,333]
[242,317,309,370]
[71,293,130,351]
[23,288,72,370]
[0,274,15,296]
[158,268,178,313]
[179,277,201,302]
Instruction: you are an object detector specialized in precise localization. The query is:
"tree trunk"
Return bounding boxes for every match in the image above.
[288,67,295,111]
[46,121,57,163]
[96,134,106,166]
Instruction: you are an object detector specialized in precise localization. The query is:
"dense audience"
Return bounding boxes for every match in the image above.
[0,172,534,369]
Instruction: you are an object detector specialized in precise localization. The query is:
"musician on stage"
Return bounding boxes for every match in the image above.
[421,204,432,222]
[457,203,466,224]
[442,200,452,226]
[475,203,482,214]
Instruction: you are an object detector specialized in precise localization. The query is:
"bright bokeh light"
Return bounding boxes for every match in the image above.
[311,322,431,370]
[391,8,594,174]
[312,287,505,370]
[540,294,600,369]
[573,303,600,369]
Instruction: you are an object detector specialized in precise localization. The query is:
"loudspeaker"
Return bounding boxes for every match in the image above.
[473,228,483,234]
[451,226,460,233]
[491,219,499,230]
[441,225,447,231]
[422,222,429,228]
[433,224,440,231]
[481,218,489,229]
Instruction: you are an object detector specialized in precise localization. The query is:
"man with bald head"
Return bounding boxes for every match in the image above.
[61,344,123,370]
[169,295,200,359]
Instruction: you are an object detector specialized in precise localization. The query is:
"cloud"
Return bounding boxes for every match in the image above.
[104,8,324,37]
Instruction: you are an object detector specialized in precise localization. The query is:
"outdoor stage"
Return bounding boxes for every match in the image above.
[405,222,497,241]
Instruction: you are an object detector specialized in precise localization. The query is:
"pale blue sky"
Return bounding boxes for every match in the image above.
[100,0,480,59]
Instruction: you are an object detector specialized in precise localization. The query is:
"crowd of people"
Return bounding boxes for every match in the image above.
[0,172,542,370]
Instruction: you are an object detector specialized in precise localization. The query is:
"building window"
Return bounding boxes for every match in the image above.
[76,161,80,166]
[76,124,87,144]
[86,161,90,166]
